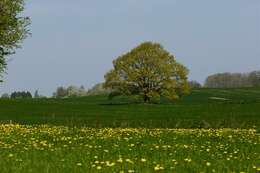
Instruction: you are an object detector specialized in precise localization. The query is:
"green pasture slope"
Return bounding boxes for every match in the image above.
[0,88,260,128]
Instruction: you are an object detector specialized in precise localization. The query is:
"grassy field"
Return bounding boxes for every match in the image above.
[0,88,260,172]
[0,88,260,128]
[0,124,259,173]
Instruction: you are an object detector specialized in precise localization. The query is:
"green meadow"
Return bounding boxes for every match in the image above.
[0,88,260,129]
[1,88,260,172]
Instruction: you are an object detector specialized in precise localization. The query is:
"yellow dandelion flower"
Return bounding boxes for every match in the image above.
[184,158,192,162]
[154,166,160,171]
[106,161,115,167]
[141,158,147,162]
[154,164,164,171]
[126,159,134,164]
[76,163,82,166]
[117,158,123,163]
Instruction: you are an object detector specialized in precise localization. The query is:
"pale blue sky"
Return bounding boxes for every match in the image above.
[0,0,259,96]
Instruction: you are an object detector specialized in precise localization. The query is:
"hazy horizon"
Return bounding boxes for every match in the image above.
[0,0,259,96]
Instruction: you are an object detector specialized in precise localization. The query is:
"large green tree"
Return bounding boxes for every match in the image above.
[104,42,190,103]
[0,0,30,81]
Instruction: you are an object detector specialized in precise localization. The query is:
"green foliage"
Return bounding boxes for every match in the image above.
[10,91,32,99]
[204,70,260,88]
[0,0,30,80]
[87,83,111,96]
[53,86,87,98]
[104,42,190,103]
[53,86,68,98]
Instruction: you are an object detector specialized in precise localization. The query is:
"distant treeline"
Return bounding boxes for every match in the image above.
[204,70,260,88]
[1,70,259,99]
[53,84,110,98]
[1,90,45,99]
[52,70,260,98]
[10,91,32,99]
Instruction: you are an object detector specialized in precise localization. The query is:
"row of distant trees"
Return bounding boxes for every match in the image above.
[11,91,32,98]
[1,90,45,99]
[1,91,32,99]
[205,70,260,88]
[186,70,260,89]
[53,86,87,98]
[53,84,111,98]
[1,84,110,99]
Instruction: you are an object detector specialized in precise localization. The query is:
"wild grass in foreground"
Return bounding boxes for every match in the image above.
[0,124,259,173]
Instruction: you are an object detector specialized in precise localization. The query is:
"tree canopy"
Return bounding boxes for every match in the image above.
[53,86,88,98]
[87,83,111,96]
[0,0,30,81]
[104,42,190,103]
[10,91,32,99]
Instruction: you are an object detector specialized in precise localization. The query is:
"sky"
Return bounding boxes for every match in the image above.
[0,0,259,96]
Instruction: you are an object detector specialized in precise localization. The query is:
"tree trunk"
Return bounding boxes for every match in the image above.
[143,95,150,103]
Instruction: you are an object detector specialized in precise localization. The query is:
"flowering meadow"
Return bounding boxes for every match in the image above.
[0,124,259,173]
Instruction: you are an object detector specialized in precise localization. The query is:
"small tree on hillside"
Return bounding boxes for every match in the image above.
[53,87,68,98]
[104,42,190,103]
